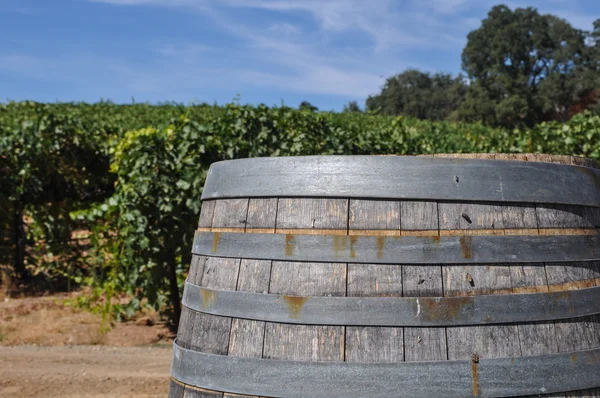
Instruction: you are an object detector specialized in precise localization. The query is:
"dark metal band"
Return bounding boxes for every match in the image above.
[201,156,600,207]
[171,340,600,397]
[181,281,600,326]
[193,231,600,264]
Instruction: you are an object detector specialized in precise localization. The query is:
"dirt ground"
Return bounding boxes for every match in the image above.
[0,293,174,346]
[0,291,175,397]
[0,345,172,397]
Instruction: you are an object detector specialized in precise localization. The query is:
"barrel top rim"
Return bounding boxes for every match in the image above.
[207,154,598,168]
[202,155,600,207]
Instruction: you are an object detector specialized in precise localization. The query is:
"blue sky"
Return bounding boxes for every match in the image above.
[1,0,598,111]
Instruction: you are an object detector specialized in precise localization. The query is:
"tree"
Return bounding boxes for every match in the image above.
[299,101,318,112]
[343,100,363,113]
[460,6,599,127]
[366,70,466,120]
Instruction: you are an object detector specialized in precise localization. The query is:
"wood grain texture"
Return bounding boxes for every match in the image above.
[183,200,246,398]
[212,199,249,230]
[538,203,600,398]
[198,200,215,228]
[168,378,186,398]
[401,201,447,362]
[275,198,347,231]
[503,202,563,398]
[189,257,240,356]
[400,201,438,232]
[184,387,222,398]
[440,200,521,362]
[228,260,271,359]
[264,262,346,362]
[245,198,278,233]
[347,200,403,363]
[177,255,209,350]
[263,199,347,363]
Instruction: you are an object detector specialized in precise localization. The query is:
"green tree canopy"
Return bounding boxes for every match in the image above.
[366,5,599,126]
[459,5,599,127]
[366,70,466,120]
[299,101,319,112]
[343,100,363,113]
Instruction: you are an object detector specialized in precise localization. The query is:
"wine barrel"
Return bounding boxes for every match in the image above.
[169,154,600,398]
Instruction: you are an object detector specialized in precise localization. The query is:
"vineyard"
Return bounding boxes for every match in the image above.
[2,101,599,326]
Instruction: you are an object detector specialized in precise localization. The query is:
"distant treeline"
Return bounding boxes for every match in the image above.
[360,5,600,128]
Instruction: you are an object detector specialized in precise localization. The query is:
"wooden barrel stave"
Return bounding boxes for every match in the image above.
[171,154,600,398]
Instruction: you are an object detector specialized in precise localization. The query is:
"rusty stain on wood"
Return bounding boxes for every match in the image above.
[440,229,505,236]
[459,236,473,259]
[276,228,347,236]
[418,296,475,322]
[198,227,246,233]
[547,278,599,292]
[349,229,401,236]
[333,236,348,258]
[350,235,358,258]
[376,236,385,259]
[471,354,480,397]
[285,234,296,256]
[211,232,221,253]
[200,288,218,309]
[283,296,309,319]
[401,230,439,237]
[244,228,277,234]
[538,228,600,236]
[583,350,599,364]
[511,285,548,294]
[198,226,598,236]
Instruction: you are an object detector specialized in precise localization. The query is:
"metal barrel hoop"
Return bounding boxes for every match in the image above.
[201,156,600,208]
[193,232,600,265]
[171,340,600,398]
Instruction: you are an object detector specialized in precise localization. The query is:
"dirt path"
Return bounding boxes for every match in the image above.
[0,345,172,397]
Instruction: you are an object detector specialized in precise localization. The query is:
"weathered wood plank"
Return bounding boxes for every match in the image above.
[227,259,271,360]
[401,200,447,362]
[349,200,400,230]
[275,198,347,233]
[264,261,346,362]
[168,378,186,398]
[189,257,240,355]
[347,199,403,363]
[183,198,248,398]
[245,198,278,233]
[263,199,347,363]
[503,201,563,398]
[228,259,272,359]
[400,201,438,234]
[538,203,600,398]
[537,204,600,231]
[198,200,215,228]
[184,258,240,398]
[211,199,249,231]
[177,255,209,350]
[438,202,506,232]
[184,386,222,398]
[440,200,521,362]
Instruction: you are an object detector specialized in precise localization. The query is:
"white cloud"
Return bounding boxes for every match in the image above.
[154,43,210,57]
[239,68,383,98]
[20,0,596,103]
[268,23,299,37]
